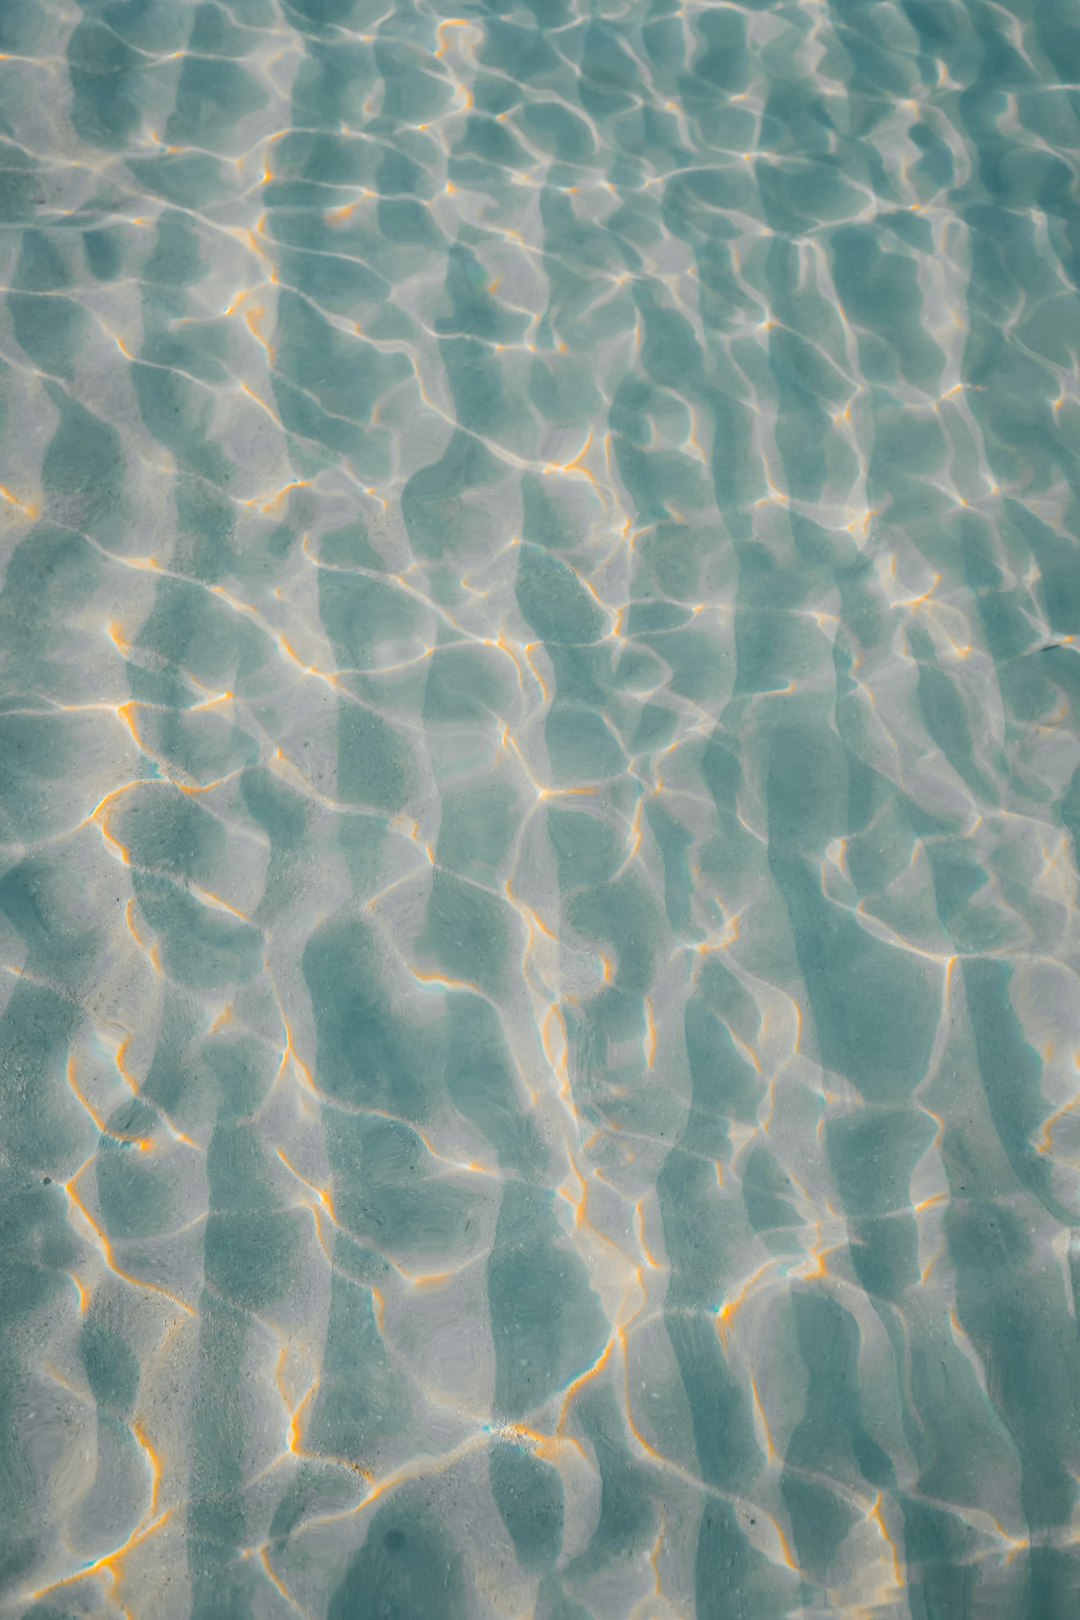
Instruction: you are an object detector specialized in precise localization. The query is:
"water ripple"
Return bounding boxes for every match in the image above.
[2,0,1080,1615]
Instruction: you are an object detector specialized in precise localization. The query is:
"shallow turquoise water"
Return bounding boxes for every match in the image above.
[2,0,1080,1614]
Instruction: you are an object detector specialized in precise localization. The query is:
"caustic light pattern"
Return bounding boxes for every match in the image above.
[2,0,1080,1615]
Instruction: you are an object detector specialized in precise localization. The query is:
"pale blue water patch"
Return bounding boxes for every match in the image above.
[1,0,1080,1616]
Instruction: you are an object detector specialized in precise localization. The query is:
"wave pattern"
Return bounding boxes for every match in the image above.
[2,0,1080,1614]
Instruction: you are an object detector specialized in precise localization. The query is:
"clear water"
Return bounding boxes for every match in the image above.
[2,0,1080,1615]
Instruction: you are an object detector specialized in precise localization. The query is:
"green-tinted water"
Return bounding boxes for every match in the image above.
[2,0,1080,1614]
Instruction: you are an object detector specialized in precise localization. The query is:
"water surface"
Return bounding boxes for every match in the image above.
[2,0,1080,1615]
